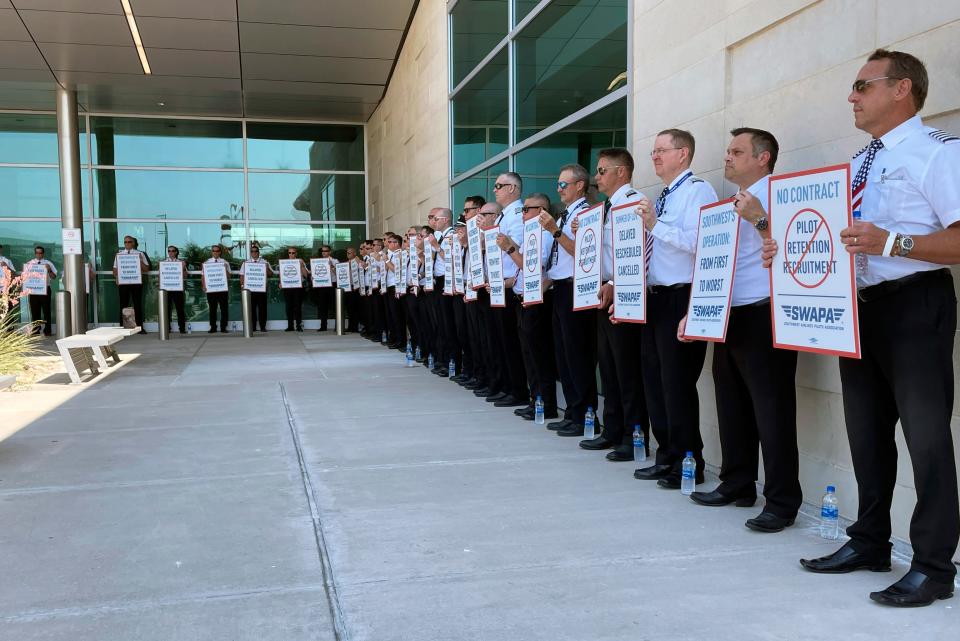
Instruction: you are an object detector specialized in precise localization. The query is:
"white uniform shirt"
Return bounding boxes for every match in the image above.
[546,197,589,281]
[203,256,232,275]
[513,219,554,294]
[433,228,454,277]
[648,171,718,287]
[853,115,960,286]
[0,255,15,274]
[730,175,770,306]
[24,258,58,278]
[386,250,399,287]
[601,184,645,281]
[113,248,149,269]
[498,199,524,281]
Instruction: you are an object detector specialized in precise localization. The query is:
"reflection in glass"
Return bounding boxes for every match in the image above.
[451,160,509,210]
[515,0,628,142]
[515,99,626,199]
[452,50,509,177]
[94,220,246,272]
[89,117,243,168]
[514,1,542,25]
[248,173,365,222]
[451,0,508,86]
[247,224,365,265]
[246,123,364,171]
[91,169,244,220]
[0,167,62,217]
[0,114,61,164]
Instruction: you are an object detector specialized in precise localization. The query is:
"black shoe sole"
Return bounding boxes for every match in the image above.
[690,495,757,508]
[799,560,892,574]
[745,518,795,533]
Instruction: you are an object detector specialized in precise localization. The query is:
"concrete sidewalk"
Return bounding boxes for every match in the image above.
[0,333,954,640]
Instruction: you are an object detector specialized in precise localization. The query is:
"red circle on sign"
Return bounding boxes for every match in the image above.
[784,208,834,289]
[526,233,538,273]
[579,229,597,274]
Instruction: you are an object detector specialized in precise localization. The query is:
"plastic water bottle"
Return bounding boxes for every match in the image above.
[584,407,596,440]
[681,452,696,495]
[852,210,868,277]
[633,425,646,463]
[405,342,414,367]
[187,322,192,334]
[448,358,456,378]
[428,353,435,370]
[534,396,544,425]
[820,486,840,540]
[381,330,387,344]
[415,346,422,361]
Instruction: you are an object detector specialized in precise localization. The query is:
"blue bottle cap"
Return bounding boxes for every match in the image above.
[686,451,693,457]
[827,485,835,492]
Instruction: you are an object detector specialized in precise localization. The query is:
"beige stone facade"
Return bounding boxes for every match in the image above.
[367,0,960,557]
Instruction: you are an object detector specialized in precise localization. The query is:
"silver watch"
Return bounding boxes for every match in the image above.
[754,216,769,232]
[896,234,914,257]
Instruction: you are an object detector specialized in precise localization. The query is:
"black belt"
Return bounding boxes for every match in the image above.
[857,268,949,303]
[552,278,573,285]
[733,297,770,309]
[647,283,689,294]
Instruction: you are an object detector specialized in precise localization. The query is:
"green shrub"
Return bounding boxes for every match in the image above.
[0,268,42,377]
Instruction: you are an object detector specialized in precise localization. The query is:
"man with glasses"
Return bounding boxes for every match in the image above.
[383,233,406,348]
[240,244,272,332]
[202,244,232,333]
[113,235,149,334]
[162,245,188,334]
[24,246,57,336]
[315,245,337,332]
[632,129,717,488]
[486,173,528,407]
[425,208,459,376]
[451,199,484,386]
[281,247,308,332]
[575,149,651,463]
[473,203,505,396]
[782,49,960,607]
[537,164,597,436]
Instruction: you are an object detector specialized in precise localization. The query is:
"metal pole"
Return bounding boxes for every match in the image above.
[56,86,86,335]
[241,289,253,338]
[55,291,72,339]
[335,288,344,336]
[157,290,169,341]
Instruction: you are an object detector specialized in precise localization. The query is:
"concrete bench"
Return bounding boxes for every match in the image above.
[55,328,137,384]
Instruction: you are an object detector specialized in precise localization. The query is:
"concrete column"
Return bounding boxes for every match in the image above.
[56,86,87,335]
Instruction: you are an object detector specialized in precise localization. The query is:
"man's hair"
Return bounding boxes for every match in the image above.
[421,225,435,234]
[730,127,779,172]
[168,245,179,255]
[35,245,45,253]
[211,243,222,250]
[498,171,523,191]
[867,48,928,111]
[320,245,331,251]
[525,193,551,210]
[597,148,634,174]
[559,164,590,190]
[465,195,486,208]
[658,128,696,163]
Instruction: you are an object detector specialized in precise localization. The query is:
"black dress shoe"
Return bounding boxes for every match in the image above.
[208,328,217,334]
[745,511,795,533]
[473,388,492,397]
[485,392,509,403]
[690,489,757,507]
[869,571,954,607]
[285,327,294,332]
[633,464,672,480]
[556,424,585,437]
[493,395,527,407]
[657,471,705,489]
[514,406,534,417]
[547,419,573,431]
[579,436,614,450]
[433,369,449,378]
[800,541,891,574]
[606,448,634,462]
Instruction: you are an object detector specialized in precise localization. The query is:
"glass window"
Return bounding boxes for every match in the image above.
[90,169,244,221]
[452,50,509,177]
[89,117,243,168]
[93,220,246,272]
[248,173,365,222]
[451,0,508,87]
[247,223,366,264]
[246,123,364,171]
[514,98,626,197]
[95,273,217,328]
[0,114,59,165]
[514,0,628,143]
[514,1,542,25]
[451,160,508,211]
[0,167,61,217]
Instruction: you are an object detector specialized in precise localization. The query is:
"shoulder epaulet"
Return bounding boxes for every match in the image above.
[625,190,637,197]
[690,178,704,184]
[928,129,959,144]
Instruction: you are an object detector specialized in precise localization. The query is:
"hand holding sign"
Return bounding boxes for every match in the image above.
[537,211,558,234]
[635,197,657,231]
[840,220,890,256]
[733,190,766,226]
[761,237,779,268]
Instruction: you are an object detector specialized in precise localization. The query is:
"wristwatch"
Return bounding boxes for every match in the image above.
[754,216,769,232]
[507,246,516,255]
[552,229,563,239]
[895,234,914,257]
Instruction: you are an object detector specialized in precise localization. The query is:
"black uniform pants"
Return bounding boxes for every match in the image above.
[29,289,52,334]
[641,285,707,468]
[315,286,334,329]
[117,284,144,326]
[453,295,473,375]
[345,291,359,332]
[597,309,648,450]
[551,279,598,424]
[386,287,406,344]
[283,287,304,328]
[465,296,487,384]
[713,301,800,517]
[249,291,268,330]
[840,269,958,583]
[481,292,507,394]
[500,292,528,400]
[405,289,420,351]
[166,290,187,332]
[207,291,229,330]
[520,292,557,411]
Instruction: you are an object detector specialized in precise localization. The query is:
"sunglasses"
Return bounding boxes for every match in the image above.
[557,180,569,190]
[463,206,479,212]
[595,165,623,176]
[211,248,221,252]
[167,249,177,253]
[123,240,134,244]
[851,76,901,93]
[521,205,543,213]
[493,183,516,191]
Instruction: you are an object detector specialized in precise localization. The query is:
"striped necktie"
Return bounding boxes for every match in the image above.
[644,172,692,273]
[851,139,883,213]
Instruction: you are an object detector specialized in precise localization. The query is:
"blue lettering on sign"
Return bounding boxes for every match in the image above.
[693,305,724,318]
[780,305,846,323]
